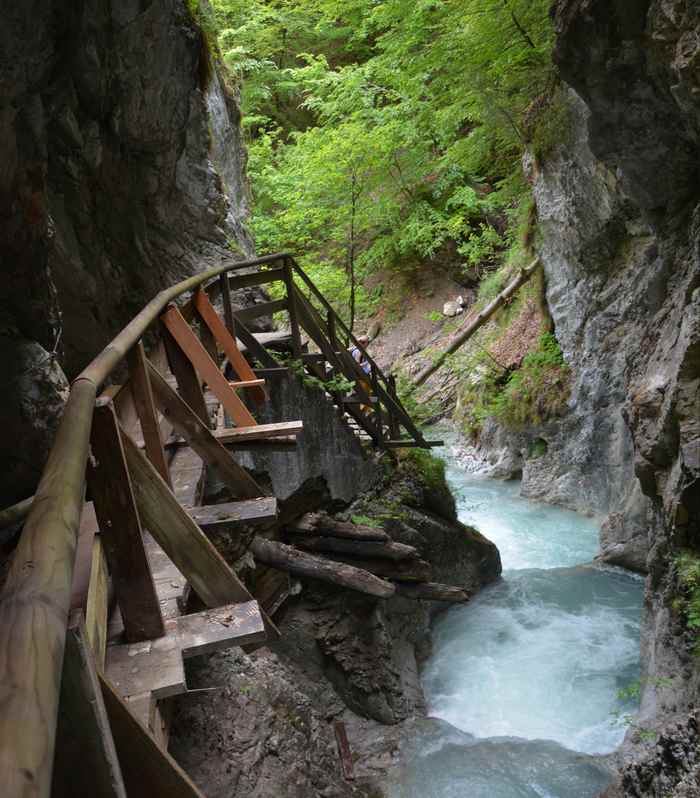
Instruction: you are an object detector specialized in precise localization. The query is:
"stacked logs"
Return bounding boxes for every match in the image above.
[251,512,469,603]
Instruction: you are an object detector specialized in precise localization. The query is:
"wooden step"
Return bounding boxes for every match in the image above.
[228,379,266,390]
[213,420,303,443]
[188,497,278,535]
[105,601,265,700]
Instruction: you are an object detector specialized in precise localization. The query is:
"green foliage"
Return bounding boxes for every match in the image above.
[208,0,555,317]
[425,311,444,323]
[674,551,700,653]
[456,333,569,438]
[282,355,355,394]
[350,514,383,528]
[395,372,442,427]
[402,449,447,494]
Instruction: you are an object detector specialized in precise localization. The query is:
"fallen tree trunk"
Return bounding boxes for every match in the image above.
[250,537,396,599]
[323,555,432,583]
[290,535,419,561]
[289,512,389,542]
[393,582,469,602]
[413,257,541,387]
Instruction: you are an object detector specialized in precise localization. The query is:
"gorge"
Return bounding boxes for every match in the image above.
[0,2,699,798]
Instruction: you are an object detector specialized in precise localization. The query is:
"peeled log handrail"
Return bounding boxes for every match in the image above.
[0,252,289,798]
[412,257,541,387]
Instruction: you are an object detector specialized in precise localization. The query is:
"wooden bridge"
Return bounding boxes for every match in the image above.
[0,253,443,798]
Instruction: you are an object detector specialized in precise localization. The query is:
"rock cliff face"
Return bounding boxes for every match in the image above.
[480,1,699,792]
[0,1,253,505]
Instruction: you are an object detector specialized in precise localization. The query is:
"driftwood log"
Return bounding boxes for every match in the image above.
[250,537,395,599]
[393,582,469,602]
[290,535,418,562]
[288,512,389,542]
[323,555,432,583]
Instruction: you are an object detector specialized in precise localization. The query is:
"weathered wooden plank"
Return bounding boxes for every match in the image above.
[229,378,266,389]
[213,420,303,443]
[392,582,469,602]
[188,497,278,534]
[162,322,210,427]
[284,259,303,358]
[254,566,290,617]
[250,537,396,598]
[291,536,418,561]
[162,304,258,427]
[121,433,279,640]
[219,272,236,337]
[70,501,99,612]
[194,289,266,403]
[147,362,262,499]
[234,298,288,324]
[253,367,290,377]
[52,613,127,798]
[88,398,165,643]
[99,674,207,798]
[127,342,172,487]
[176,601,266,656]
[334,720,354,781]
[225,437,298,452]
[85,536,110,669]
[227,266,286,291]
[106,633,185,700]
[199,315,219,364]
[288,512,389,542]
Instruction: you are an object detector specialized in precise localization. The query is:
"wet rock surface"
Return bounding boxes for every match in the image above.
[172,402,501,798]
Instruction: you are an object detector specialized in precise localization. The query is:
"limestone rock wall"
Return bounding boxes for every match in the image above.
[0,1,253,505]
[488,1,700,791]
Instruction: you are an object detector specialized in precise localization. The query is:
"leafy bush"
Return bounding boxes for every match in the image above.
[674,551,700,653]
[401,449,447,494]
[456,333,570,437]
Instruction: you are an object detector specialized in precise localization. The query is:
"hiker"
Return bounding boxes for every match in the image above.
[350,335,372,412]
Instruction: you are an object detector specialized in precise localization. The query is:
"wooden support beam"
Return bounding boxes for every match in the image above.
[283,258,303,357]
[176,601,266,656]
[52,613,127,798]
[106,637,185,700]
[194,289,267,403]
[392,582,469,602]
[235,298,288,324]
[253,367,289,377]
[162,323,209,427]
[188,497,278,535]
[232,317,279,367]
[127,342,171,487]
[99,673,207,798]
[213,420,303,443]
[219,272,236,338]
[227,267,286,291]
[290,536,418,561]
[147,362,262,499]
[199,316,219,365]
[250,537,396,599]
[162,305,258,427]
[334,721,354,781]
[85,536,110,669]
[229,378,266,389]
[121,433,280,639]
[88,398,165,643]
[288,513,389,542]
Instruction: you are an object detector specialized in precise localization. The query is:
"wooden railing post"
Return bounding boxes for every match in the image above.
[127,341,172,488]
[387,375,401,440]
[162,317,210,428]
[88,398,165,642]
[219,271,236,339]
[284,258,303,359]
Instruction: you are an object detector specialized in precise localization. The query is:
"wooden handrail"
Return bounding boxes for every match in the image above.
[0,252,288,798]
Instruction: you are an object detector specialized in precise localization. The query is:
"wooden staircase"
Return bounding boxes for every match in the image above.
[0,252,439,798]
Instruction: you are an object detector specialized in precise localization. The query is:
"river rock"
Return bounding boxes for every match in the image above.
[442,300,463,317]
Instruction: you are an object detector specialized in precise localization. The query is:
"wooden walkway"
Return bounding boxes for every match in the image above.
[0,252,442,798]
